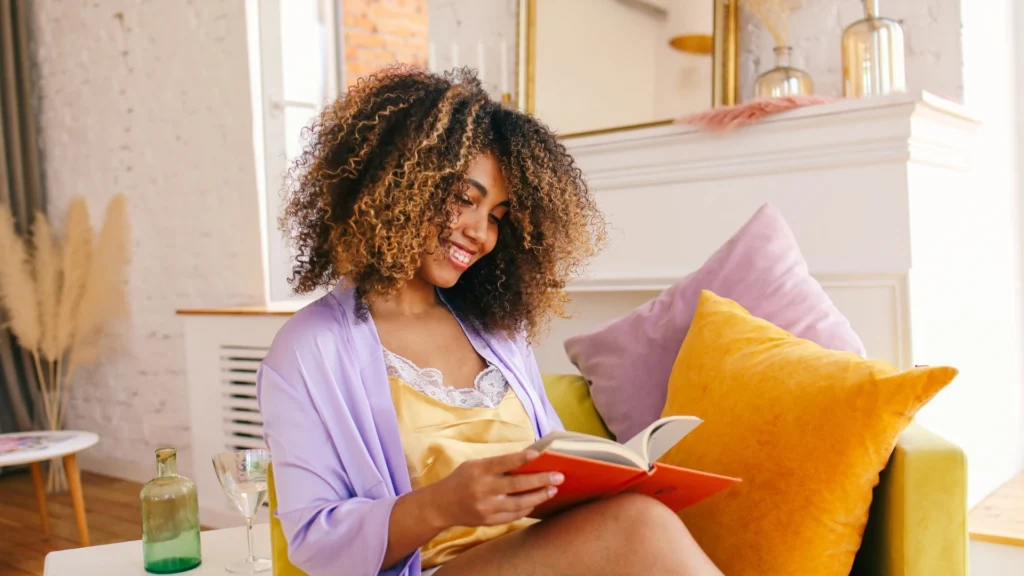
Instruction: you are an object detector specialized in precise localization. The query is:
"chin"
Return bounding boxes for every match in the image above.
[432,275,461,289]
[421,265,464,289]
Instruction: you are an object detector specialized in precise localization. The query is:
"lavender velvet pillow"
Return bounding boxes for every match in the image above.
[563,203,866,441]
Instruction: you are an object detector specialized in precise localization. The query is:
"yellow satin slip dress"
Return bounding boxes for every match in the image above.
[384,349,539,569]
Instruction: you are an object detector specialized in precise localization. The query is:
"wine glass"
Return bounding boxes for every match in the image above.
[212,449,273,573]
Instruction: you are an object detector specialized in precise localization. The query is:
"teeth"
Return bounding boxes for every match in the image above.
[448,244,472,264]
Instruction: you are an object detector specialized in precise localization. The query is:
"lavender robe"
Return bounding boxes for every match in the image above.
[256,284,564,576]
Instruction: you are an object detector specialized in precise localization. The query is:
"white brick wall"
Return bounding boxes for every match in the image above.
[31,1,265,482]
[739,0,964,102]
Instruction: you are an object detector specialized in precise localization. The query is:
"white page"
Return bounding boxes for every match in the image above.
[645,416,702,462]
[622,416,702,464]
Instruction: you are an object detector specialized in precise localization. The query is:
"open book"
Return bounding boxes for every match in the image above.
[511,416,740,518]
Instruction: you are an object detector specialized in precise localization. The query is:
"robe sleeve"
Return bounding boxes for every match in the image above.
[519,337,565,434]
[257,361,408,576]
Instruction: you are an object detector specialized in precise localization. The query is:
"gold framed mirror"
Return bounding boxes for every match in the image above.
[516,0,737,138]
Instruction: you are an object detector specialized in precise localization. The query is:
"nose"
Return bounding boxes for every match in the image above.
[462,208,488,245]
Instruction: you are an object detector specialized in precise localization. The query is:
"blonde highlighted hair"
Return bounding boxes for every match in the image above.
[281,65,606,340]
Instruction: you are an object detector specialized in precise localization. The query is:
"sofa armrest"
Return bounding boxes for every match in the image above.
[851,422,968,576]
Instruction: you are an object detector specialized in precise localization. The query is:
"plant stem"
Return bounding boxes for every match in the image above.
[53,355,63,428]
[57,359,78,429]
[31,351,55,428]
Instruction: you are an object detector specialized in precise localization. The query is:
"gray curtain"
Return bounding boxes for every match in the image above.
[0,0,46,434]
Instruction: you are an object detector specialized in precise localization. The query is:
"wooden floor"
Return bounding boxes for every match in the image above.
[971,471,1024,547]
[0,467,144,576]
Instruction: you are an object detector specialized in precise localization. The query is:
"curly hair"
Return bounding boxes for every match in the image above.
[280,65,606,341]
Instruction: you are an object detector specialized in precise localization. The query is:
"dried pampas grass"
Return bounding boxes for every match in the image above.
[741,0,803,48]
[0,207,41,353]
[70,195,129,371]
[34,214,60,363]
[0,194,130,492]
[32,213,61,429]
[56,199,92,360]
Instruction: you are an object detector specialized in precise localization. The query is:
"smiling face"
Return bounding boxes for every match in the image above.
[416,153,510,289]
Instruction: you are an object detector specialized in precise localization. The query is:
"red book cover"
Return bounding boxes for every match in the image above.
[512,451,739,519]
[622,463,739,511]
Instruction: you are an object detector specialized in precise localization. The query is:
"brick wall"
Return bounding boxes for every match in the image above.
[30,0,264,482]
[739,0,964,102]
[342,0,429,86]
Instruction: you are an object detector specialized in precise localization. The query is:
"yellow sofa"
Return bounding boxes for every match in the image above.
[267,375,968,575]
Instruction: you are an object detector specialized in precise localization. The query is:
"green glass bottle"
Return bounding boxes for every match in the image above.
[140,448,202,573]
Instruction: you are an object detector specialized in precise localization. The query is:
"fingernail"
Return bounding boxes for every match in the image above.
[524,450,539,460]
[548,487,558,497]
[550,472,564,485]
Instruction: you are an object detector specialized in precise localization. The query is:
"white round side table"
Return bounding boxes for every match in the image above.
[0,430,99,546]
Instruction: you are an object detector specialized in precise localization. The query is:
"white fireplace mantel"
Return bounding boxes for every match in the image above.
[180,91,994,528]
[561,90,979,293]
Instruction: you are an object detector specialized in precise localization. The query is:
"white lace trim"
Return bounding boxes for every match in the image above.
[383,349,510,408]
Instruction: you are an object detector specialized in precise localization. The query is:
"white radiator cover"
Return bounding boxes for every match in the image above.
[183,315,283,528]
[184,91,1002,528]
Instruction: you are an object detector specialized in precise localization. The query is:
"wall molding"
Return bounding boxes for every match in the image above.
[565,272,910,370]
[566,90,979,191]
[817,274,910,370]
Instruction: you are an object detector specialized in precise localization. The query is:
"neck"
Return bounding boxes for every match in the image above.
[374,275,440,317]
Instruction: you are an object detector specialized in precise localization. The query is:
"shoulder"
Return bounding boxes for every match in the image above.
[486,328,542,378]
[508,330,537,362]
[261,285,367,380]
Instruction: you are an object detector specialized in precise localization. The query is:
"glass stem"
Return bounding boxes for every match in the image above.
[246,517,255,562]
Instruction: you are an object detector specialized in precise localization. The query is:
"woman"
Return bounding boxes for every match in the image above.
[257,66,721,576]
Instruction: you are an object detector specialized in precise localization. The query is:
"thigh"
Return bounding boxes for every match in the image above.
[432,501,619,576]
[432,494,699,576]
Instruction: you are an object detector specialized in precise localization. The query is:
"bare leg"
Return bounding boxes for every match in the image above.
[433,494,722,576]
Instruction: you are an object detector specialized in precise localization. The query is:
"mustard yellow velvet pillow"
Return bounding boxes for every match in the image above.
[659,291,957,576]
[542,374,614,440]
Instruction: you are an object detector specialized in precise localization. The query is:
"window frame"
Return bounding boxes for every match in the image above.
[247,0,342,304]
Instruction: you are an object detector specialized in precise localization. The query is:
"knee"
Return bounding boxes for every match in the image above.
[585,495,713,574]
[600,493,692,552]
[609,493,687,535]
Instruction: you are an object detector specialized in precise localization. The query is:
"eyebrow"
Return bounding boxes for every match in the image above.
[466,178,489,197]
[467,178,510,207]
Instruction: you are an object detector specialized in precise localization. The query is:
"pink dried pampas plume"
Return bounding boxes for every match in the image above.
[678,95,841,133]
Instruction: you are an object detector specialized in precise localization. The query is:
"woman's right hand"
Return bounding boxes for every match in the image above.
[424,450,564,529]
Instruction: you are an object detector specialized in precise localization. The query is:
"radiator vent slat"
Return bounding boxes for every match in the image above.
[221,359,262,372]
[228,438,272,451]
[218,345,270,452]
[224,421,265,436]
[225,397,260,412]
[225,383,257,397]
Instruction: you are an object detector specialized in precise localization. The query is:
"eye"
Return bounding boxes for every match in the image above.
[458,194,473,206]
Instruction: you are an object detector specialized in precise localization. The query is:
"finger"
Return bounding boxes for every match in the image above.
[480,449,540,474]
[496,486,558,513]
[495,471,563,495]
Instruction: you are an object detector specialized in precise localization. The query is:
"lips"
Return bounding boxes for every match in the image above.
[444,240,478,270]
[447,242,474,265]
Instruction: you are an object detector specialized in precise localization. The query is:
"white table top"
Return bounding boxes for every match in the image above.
[44,523,272,576]
[0,430,99,467]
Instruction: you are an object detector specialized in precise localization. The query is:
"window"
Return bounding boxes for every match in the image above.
[247,0,340,304]
[247,0,518,303]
